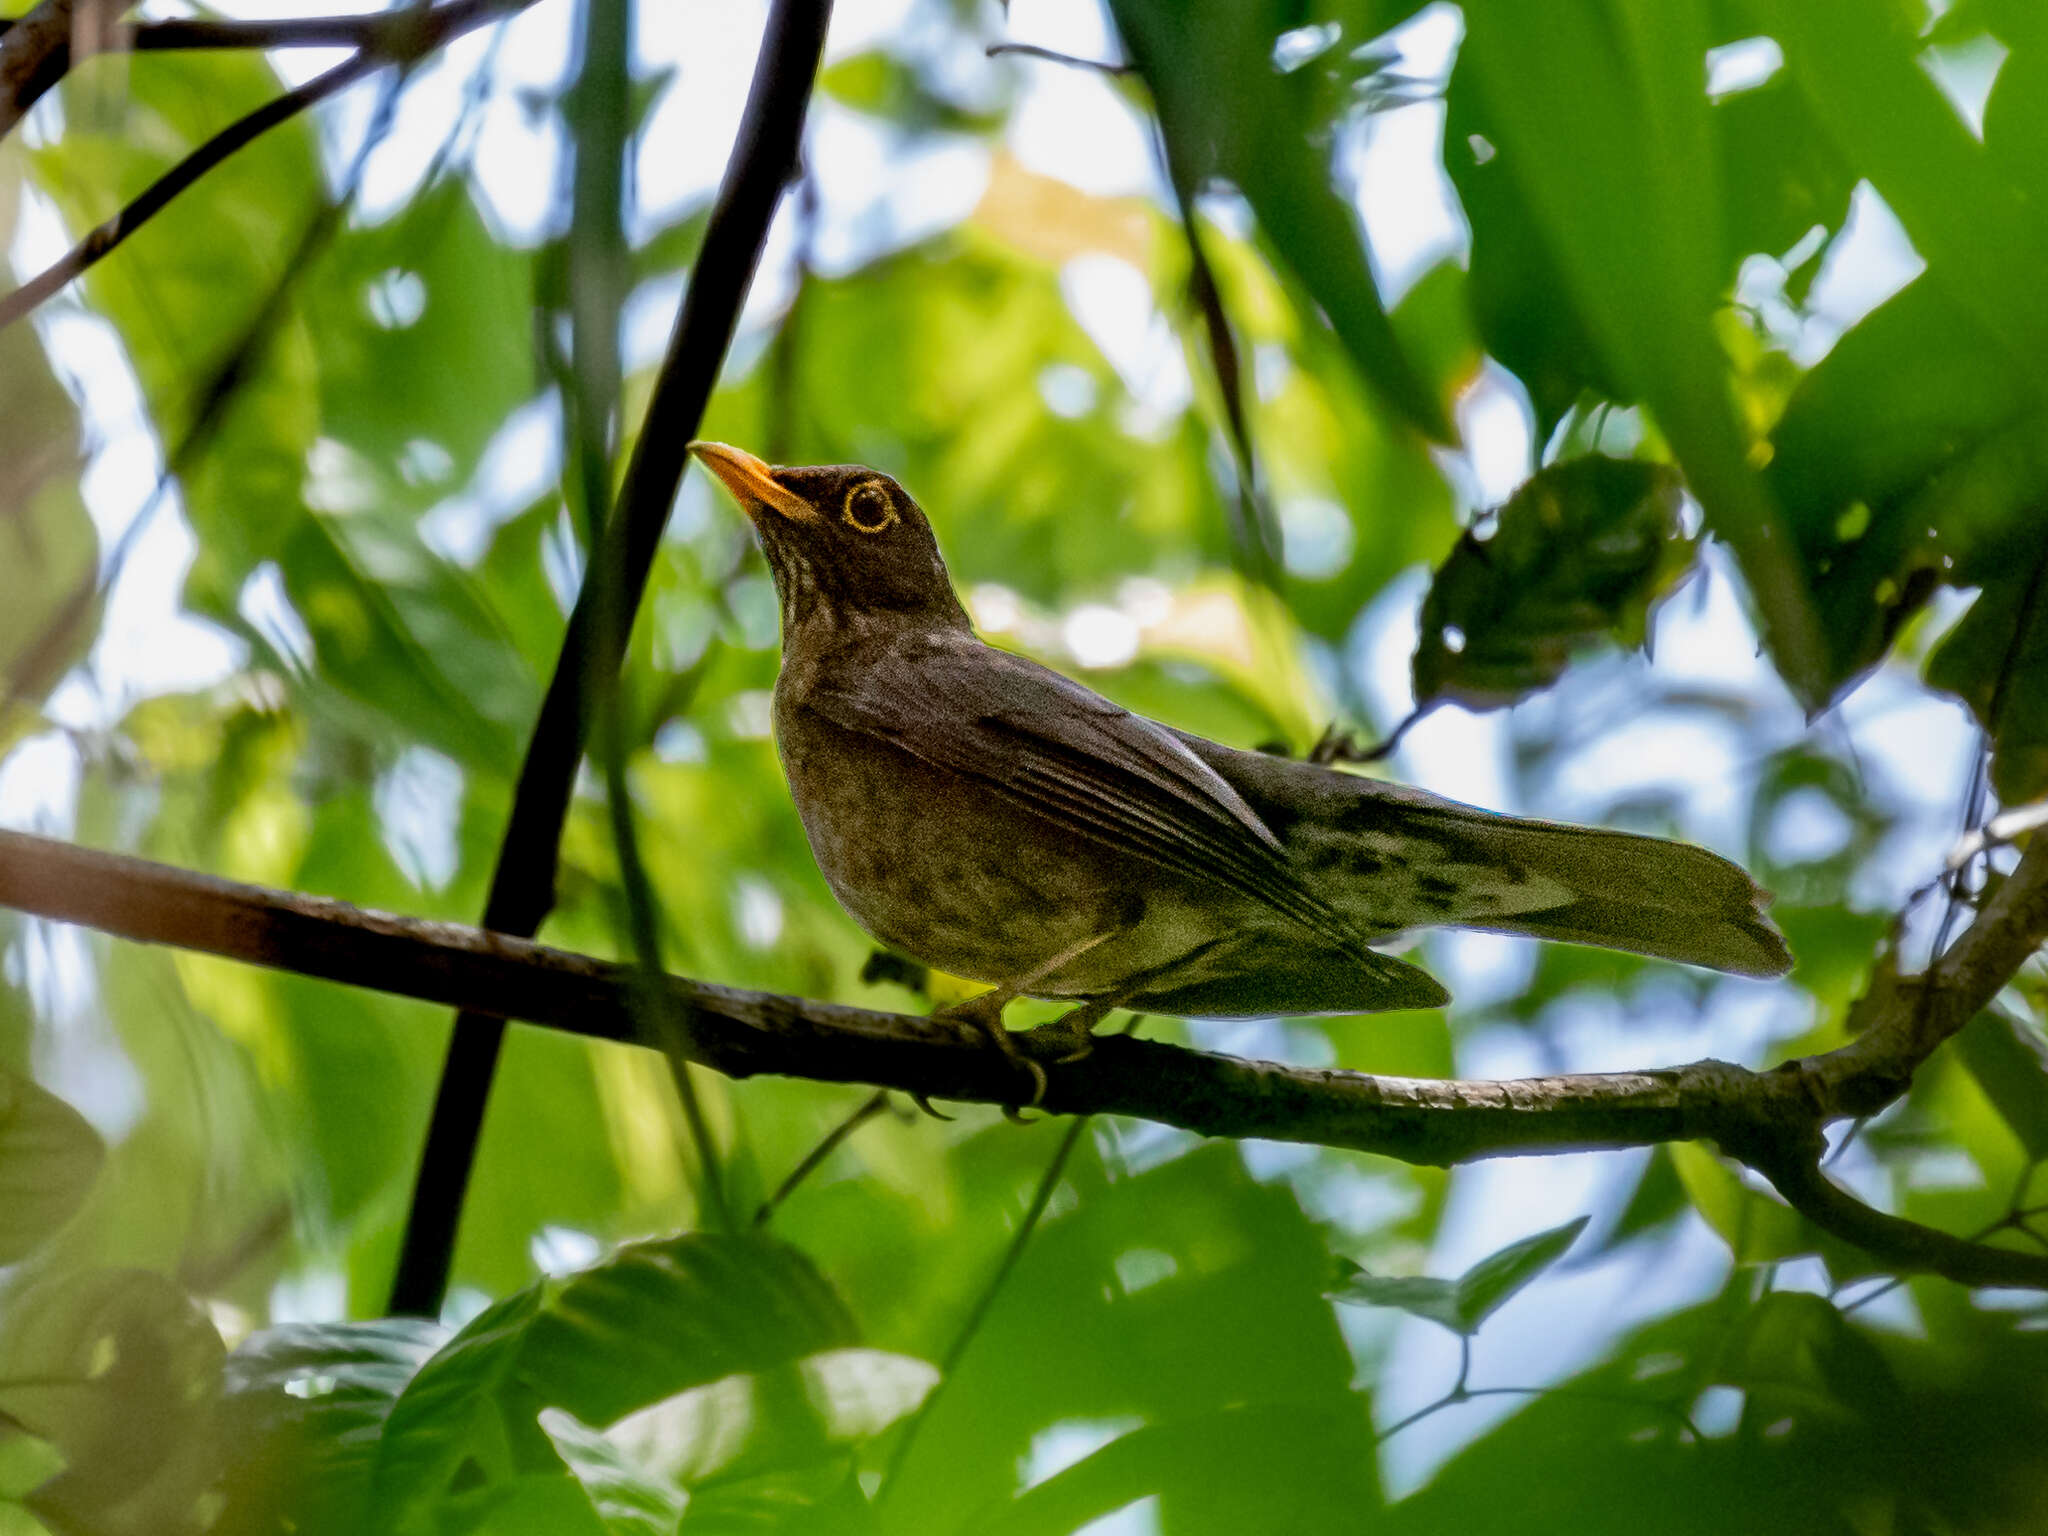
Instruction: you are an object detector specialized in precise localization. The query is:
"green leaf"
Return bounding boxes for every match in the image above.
[1330,1216,1586,1335]
[1768,276,2048,701]
[672,1460,875,1535]
[0,277,96,709]
[1726,1292,1901,1425]
[218,1319,450,1536]
[1451,1215,1590,1331]
[1669,1142,1879,1281]
[975,1398,1379,1536]
[1105,0,1451,441]
[874,1139,1369,1529]
[1710,73,1857,295]
[30,49,326,614]
[1925,527,2048,804]
[304,179,537,516]
[1954,1008,2048,1163]
[1764,0,2048,385]
[602,1348,934,1492]
[371,1234,857,1529]
[0,1429,65,1503]
[818,50,1003,134]
[0,1269,224,1531]
[538,1413,686,1536]
[0,1071,102,1263]
[1328,1262,1467,1332]
[1412,458,1690,712]
[1453,0,1827,701]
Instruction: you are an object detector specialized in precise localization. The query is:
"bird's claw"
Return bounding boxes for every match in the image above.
[1025,1000,1112,1065]
[911,1092,955,1122]
[934,992,1048,1113]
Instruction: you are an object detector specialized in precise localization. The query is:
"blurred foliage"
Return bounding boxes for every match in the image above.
[1411,458,1689,712]
[0,0,2046,1531]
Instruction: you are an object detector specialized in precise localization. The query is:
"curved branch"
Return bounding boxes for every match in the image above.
[1804,835,2048,1114]
[6,826,2046,1290]
[1755,1152,2048,1291]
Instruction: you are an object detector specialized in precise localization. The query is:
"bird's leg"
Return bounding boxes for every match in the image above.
[934,928,1121,1107]
[1020,933,1228,1066]
[1023,998,1117,1065]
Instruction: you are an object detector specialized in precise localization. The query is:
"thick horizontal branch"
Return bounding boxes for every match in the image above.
[2,827,2046,1287]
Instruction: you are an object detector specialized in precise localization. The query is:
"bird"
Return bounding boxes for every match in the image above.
[688,441,1792,1100]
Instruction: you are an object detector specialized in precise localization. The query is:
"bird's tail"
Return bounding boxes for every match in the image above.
[1375,801,1792,977]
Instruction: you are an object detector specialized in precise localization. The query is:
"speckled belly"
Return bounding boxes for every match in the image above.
[775,702,1221,996]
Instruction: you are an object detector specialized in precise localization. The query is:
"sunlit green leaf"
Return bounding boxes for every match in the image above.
[1454,0,1827,701]
[371,1234,857,1528]
[538,1413,686,1536]
[0,1268,223,1533]
[1954,1009,2048,1163]
[0,1070,102,1263]
[1669,1142,1879,1281]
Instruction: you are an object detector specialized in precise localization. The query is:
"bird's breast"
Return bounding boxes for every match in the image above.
[771,688,1201,992]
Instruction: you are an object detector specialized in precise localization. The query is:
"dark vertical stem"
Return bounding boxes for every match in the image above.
[387,0,833,1317]
[1162,161,1282,590]
[562,0,729,1225]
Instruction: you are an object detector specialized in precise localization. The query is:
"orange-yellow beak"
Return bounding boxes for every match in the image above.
[688,441,813,522]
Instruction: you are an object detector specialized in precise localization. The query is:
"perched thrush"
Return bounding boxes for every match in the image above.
[690,442,1791,1094]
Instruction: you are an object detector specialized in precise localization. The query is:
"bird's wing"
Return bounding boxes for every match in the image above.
[801,636,1366,953]
[1170,729,1792,977]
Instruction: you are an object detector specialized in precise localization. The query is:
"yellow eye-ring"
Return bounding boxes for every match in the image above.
[843,480,898,533]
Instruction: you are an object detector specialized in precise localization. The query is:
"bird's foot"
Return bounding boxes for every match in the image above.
[1023,999,1114,1065]
[934,991,1048,1110]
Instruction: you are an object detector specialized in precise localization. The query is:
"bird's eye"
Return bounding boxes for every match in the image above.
[842,481,898,534]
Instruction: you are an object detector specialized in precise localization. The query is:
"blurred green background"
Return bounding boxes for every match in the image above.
[3,0,2048,1530]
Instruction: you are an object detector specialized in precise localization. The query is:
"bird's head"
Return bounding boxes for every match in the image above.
[689,442,969,635]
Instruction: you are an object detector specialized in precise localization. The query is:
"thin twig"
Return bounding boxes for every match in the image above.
[983,41,1131,76]
[879,1114,1090,1499]
[0,9,500,52]
[389,0,834,1318]
[753,1090,891,1226]
[4,0,480,716]
[1166,163,1282,589]
[556,0,728,1229]
[0,0,534,333]
[0,53,369,333]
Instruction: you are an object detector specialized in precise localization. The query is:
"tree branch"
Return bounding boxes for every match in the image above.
[6,826,2046,1289]
[0,8,512,53]
[390,0,833,1317]
[0,0,81,142]
[0,0,533,334]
